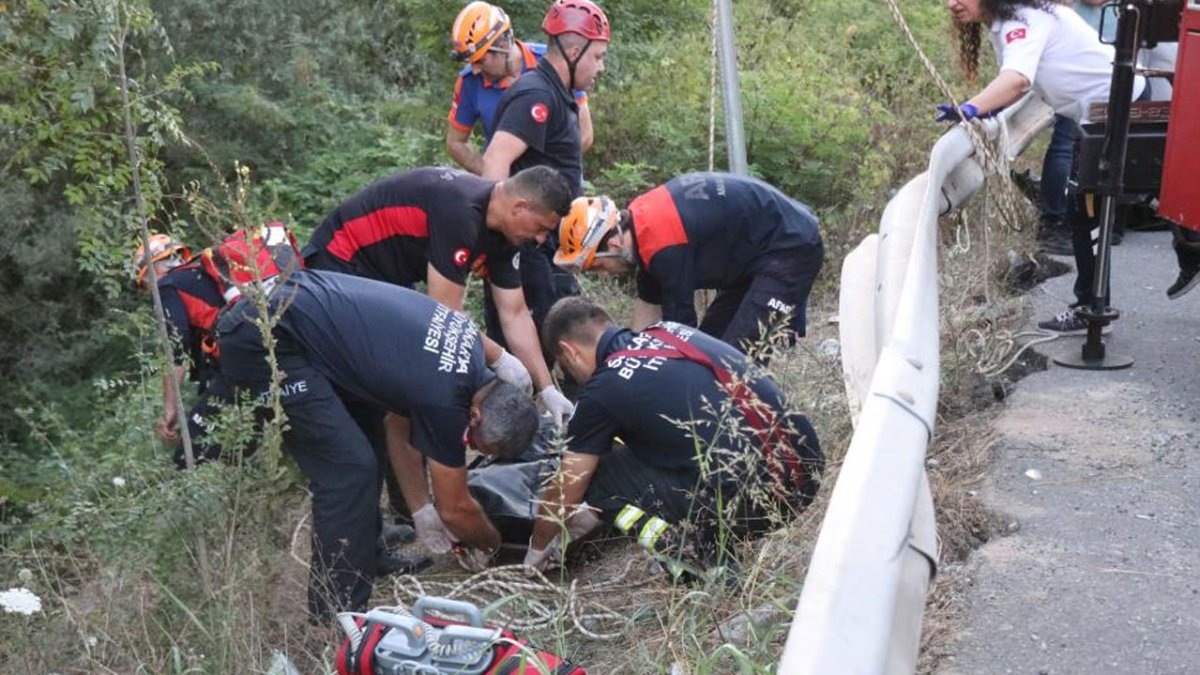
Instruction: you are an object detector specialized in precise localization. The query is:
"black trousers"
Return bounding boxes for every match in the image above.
[582,444,789,550]
[1070,193,1131,307]
[218,311,381,621]
[699,243,825,353]
[173,371,242,469]
[302,251,425,518]
[1070,88,1152,307]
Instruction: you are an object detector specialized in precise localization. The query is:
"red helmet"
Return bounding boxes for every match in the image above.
[542,0,610,42]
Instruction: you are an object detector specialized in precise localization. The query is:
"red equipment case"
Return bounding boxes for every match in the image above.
[1160,0,1200,231]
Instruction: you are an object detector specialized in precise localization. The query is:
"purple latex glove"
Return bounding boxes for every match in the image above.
[935,102,981,122]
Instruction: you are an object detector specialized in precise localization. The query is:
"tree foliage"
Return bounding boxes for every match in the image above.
[0,0,963,670]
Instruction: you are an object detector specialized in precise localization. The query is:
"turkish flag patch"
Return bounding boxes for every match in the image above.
[453,248,470,266]
[530,102,549,124]
[1005,28,1026,44]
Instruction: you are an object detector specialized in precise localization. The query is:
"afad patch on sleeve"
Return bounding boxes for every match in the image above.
[453,248,471,266]
[530,102,549,124]
[1005,27,1026,44]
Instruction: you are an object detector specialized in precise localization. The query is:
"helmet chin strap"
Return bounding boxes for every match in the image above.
[614,221,637,265]
[502,32,519,79]
[550,34,592,92]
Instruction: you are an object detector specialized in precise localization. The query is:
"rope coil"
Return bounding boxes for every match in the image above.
[385,561,658,641]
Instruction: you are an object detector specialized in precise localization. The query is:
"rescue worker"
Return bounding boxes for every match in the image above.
[481,0,608,192]
[554,173,825,353]
[524,297,823,577]
[301,165,576,426]
[133,234,237,468]
[446,1,593,175]
[478,0,611,349]
[939,0,1146,334]
[217,270,539,621]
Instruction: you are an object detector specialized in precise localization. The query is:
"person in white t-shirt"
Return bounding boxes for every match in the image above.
[943,0,1147,334]
[943,0,1144,120]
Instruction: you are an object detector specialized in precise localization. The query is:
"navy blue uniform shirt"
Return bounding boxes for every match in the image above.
[302,168,521,290]
[266,270,494,468]
[491,59,583,197]
[566,323,817,471]
[158,261,225,380]
[630,173,822,325]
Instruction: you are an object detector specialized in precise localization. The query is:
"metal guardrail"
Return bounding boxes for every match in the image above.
[778,96,1053,675]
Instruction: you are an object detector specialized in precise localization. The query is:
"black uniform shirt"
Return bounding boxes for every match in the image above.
[274,271,494,468]
[630,173,822,325]
[566,323,813,470]
[491,59,583,197]
[158,261,225,380]
[302,168,521,290]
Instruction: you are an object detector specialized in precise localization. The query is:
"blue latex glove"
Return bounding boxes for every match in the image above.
[935,102,981,122]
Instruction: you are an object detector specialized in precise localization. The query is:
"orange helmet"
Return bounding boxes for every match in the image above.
[554,195,618,271]
[133,233,191,288]
[451,1,512,63]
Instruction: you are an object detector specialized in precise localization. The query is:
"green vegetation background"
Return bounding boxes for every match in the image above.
[0,0,960,670]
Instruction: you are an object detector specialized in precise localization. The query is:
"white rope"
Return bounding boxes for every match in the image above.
[386,561,660,641]
[290,507,310,568]
[290,501,650,641]
[959,328,1061,378]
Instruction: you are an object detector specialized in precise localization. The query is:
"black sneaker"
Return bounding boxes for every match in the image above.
[1167,266,1200,300]
[1037,307,1113,335]
[376,551,432,577]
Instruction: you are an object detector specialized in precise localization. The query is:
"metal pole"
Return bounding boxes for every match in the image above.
[1091,2,1140,313]
[715,0,748,174]
[1056,0,1140,370]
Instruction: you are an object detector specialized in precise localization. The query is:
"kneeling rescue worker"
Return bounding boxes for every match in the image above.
[525,297,824,579]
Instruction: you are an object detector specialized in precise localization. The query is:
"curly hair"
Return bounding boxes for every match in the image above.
[952,0,1064,83]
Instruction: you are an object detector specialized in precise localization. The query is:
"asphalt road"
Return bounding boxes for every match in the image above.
[938,230,1200,675]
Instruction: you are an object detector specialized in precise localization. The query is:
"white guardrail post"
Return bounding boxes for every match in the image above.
[777,96,1053,675]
